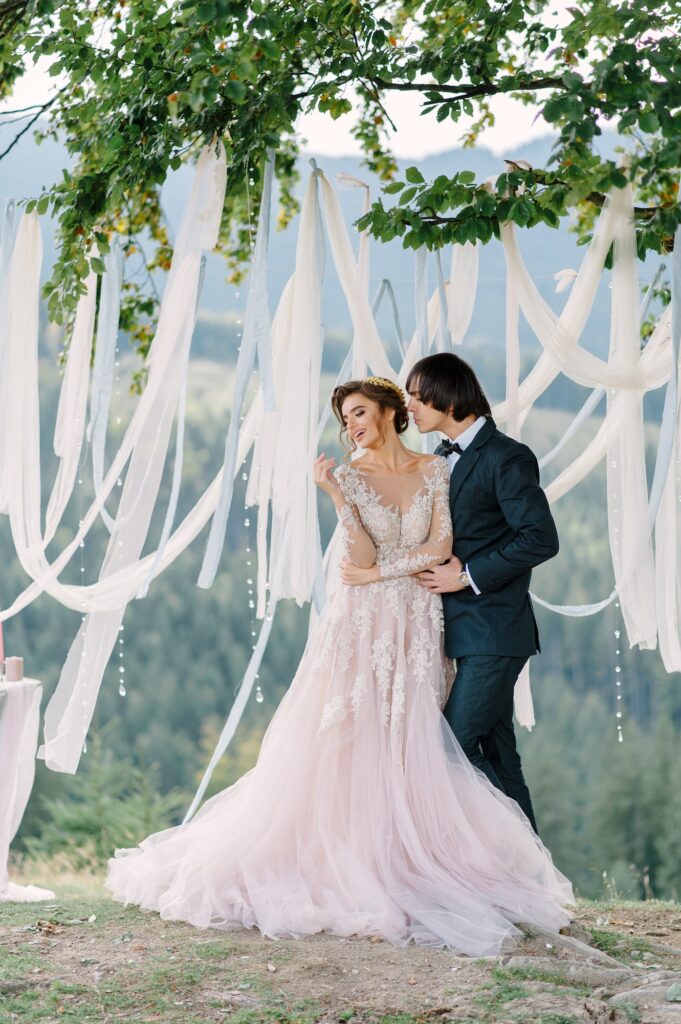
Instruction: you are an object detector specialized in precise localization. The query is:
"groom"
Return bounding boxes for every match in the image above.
[406,353,559,834]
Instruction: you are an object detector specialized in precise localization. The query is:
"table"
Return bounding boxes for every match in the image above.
[0,678,55,902]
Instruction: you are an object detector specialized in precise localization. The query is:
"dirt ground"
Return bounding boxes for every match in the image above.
[1,878,681,1023]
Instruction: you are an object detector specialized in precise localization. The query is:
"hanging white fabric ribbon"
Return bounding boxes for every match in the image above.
[434,249,452,353]
[198,152,275,589]
[543,307,671,504]
[0,145,226,608]
[514,663,534,731]
[505,274,521,441]
[88,238,123,534]
[447,241,478,346]
[43,268,97,544]
[337,172,371,378]
[39,253,203,772]
[532,337,677,621]
[655,226,681,671]
[398,290,448,386]
[246,277,295,617]
[317,170,394,379]
[371,278,406,359]
[183,597,278,823]
[137,255,207,599]
[537,264,665,473]
[0,198,19,515]
[538,388,605,471]
[603,186,657,649]
[414,247,429,360]
[4,213,43,571]
[532,266,675,624]
[33,145,227,773]
[266,168,325,606]
[500,206,670,392]
[244,166,326,617]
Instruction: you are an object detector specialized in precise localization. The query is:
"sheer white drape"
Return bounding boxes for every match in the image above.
[44,267,97,544]
[0,156,677,784]
[0,145,226,772]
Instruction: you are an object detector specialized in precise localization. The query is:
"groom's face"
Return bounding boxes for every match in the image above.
[406,384,450,434]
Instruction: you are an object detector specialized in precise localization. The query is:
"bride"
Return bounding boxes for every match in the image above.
[106,376,573,954]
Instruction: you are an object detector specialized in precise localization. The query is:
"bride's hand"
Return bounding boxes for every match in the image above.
[340,559,379,586]
[314,453,343,502]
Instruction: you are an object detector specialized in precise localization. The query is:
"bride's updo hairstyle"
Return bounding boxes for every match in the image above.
[331,377,409,455]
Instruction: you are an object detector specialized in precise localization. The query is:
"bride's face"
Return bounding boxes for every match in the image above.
[341,394,394,449]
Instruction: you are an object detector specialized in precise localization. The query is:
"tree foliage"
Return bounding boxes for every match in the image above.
[1,0,680,353]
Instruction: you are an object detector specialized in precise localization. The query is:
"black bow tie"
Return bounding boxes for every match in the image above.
[440,439,464,456]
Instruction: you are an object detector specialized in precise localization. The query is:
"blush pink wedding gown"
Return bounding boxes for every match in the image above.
[106,455,573,954]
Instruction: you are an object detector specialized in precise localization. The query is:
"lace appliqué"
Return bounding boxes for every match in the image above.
[315,457,452,744]
[338,502,360,554]
[372,632,397,726]
[319,695,346,733]
[350,674,367,719]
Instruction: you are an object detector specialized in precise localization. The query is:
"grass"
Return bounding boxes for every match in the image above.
[2,889,680,1024]
[587,928,655,963]
[478,971,531,1007]
[492,965,590,997]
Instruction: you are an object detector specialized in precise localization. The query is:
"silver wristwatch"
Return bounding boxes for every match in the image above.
[458,570,471,588]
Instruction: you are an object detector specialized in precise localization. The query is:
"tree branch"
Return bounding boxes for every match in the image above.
[503,160,670,220]
[0,91,62,160]
[0,0,28,37]
[371,74,563,100]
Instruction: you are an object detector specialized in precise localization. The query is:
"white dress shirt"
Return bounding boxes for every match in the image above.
[443,416,488,595]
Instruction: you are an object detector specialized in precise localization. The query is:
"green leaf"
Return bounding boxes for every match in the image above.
[224,80,247,102]
[37,195,49,216]
[405,166,425,184]
[398,187,418,205]
[458,171,476,185]
[383,181,405,194]
[90,257,106,275]
[639,110,659,134]
[511,199,532,226]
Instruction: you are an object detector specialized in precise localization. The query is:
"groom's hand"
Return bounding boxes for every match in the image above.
[415,556,466,593]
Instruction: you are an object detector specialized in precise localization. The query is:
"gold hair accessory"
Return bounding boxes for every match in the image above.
[363,376,405,404]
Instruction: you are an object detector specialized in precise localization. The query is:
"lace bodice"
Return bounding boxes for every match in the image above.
[335,455,453,578]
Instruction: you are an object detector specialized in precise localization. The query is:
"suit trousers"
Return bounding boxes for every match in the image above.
[443,654,538,833]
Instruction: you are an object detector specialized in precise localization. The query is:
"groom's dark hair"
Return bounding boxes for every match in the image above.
[406,353,491,421]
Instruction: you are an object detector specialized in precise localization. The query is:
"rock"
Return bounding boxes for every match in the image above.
[518,924,627,967]
[667,982,681,1002]
[610,974,681,1008]
[560,922,593,945]
[501,956,633,988]
[646,941,681,956]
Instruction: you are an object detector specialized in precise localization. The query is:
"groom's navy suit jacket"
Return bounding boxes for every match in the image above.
[435,417,559,659]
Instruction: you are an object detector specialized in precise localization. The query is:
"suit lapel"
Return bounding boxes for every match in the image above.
[449,417,496,506]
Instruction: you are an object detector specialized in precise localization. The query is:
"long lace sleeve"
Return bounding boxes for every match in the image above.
[377,458,453,580]
[335,466,377,569]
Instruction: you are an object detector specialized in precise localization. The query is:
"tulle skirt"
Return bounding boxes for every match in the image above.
[106,577,573,955]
